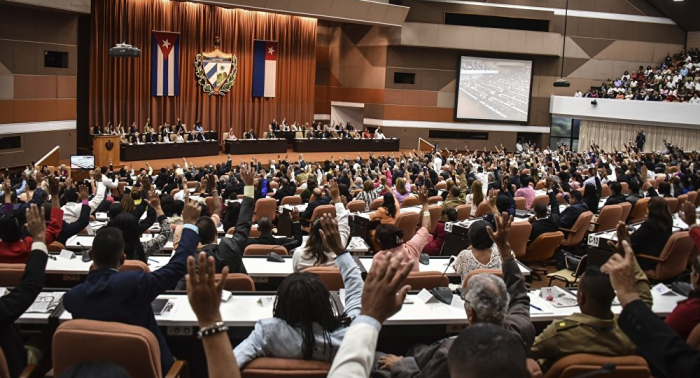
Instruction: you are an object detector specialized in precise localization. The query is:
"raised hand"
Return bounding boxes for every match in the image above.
[48,175,60,197]
[606,221,632,253]
[600,239,639,306]
[486,188,498,210]
[78,184,89,201]
[182,198,202,225]
[187,252,226,326]
[417,187,429,206]
[25,204,46,244]
[239,165,254,186]
[487,211,513,258]
[318,214,345,255]
[361,250,413,324]
[329,180,340,202]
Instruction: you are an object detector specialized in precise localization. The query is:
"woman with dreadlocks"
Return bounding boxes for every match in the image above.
[233,214,363,367]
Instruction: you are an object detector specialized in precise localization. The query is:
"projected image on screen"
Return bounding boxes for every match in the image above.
[455,56,532,123]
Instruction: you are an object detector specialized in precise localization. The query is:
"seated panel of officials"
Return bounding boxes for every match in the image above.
[226,119,387,140]
[92,119,215,144]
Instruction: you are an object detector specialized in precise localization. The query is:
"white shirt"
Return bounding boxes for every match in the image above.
[374,132,386,140]
[690,97,700,104]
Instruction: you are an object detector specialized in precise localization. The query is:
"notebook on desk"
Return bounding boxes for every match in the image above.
[151,298,171,315]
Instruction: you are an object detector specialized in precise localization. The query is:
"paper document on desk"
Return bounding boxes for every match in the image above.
[27,292,64,313]
[540,287,578,308]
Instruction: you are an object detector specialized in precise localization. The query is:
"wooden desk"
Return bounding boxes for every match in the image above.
[293,138,400,153]
[92,135,120,167]
[120,141,219,161]
[225,139,287,155]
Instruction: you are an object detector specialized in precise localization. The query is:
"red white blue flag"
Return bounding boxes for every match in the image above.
[151,31,180,97]
[252,40,277,98]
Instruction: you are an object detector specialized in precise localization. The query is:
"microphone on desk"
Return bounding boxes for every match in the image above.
[77,242,91,263]
[431,256,455,305]
[571,364,615,378]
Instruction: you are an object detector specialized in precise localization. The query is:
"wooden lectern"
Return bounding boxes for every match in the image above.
[92,135,120,167]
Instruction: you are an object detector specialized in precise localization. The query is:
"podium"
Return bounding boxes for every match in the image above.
[92,135,120,167]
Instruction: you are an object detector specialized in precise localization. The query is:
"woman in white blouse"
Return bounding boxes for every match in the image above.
[453,220,502,283]
[465,180,484,216]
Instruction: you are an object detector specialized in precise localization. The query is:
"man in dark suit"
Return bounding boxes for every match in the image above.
[301,187,330,227]
[272,178,296,204]
[0,205,48,378]
[559,190,588,230]
[244,129,257,140]
[603,181,626,207]
[63,200,202,374]
[528,191,560,244]
[246,214,302,251]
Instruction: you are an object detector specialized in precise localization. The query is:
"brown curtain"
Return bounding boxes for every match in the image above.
[579,120,700,153]
[89,0,317,139]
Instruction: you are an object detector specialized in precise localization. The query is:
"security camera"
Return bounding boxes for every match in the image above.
[591,99,598,106]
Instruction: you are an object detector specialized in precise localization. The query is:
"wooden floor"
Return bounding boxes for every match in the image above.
[61,148,413,169]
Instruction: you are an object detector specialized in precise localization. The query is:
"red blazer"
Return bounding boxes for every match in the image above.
[423,221,447,256]
[0,208,63,264]
[665,292,700,340]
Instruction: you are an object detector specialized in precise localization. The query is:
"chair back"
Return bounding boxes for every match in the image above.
[435,182,447,190]
[462,269,503,289]
[595,205,622,232]
[205,197,220,216]
[508,222,532,259]
[347,200,366,213]
[629,198,649,223]
[696,189,700,206]
[253,198,277,223]
[118,260,150,273]
[48,241,65,252]
[524,232,564,262]
[677,194,688,213]
[241,357,331,378]
[281,196,302,206]
[295,187,304,195]
[304,266,343,290]
[244,245,288,256]
[618,202,632,223]
[534,180,546,190]
[394,212,421,241]
[455,204,471,221]
[665,197,679,214]
[269,181,279,190]
[227,226,261,238]
[401,196,420,208]
[543,353,649,378]
[428,195,442,204]
[404,271,448,290]
[428,206,442,233]
[687,191,697,207]
[531,195,549,209]
[474,201,492,217]
[561,211,593,246]
[310,204,336,223]
[53,320,166,378]
[646,231,694,281]
[186,181,197,189]
[514,197,527,210]
[369,198,383,211]
[688,323,700,350]
[0,264,24,287]
[600,184,611,198]
[216,273,255,291]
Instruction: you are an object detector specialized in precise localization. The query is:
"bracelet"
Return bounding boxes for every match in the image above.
[423,211,431,217]
[197,321,228,339]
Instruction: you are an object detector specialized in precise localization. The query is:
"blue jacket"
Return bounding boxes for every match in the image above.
[64,226,200,375]
[559,201,588,230]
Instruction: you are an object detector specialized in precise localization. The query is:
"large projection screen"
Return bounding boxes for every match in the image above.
[455,56,533,123]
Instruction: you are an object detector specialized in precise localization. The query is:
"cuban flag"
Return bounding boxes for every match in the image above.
[151,31,180,97]
[252,40,277,97]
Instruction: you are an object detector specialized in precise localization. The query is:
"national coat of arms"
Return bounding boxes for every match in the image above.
[194,36,237,95]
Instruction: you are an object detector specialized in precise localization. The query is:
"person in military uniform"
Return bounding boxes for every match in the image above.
[530,223,652,370]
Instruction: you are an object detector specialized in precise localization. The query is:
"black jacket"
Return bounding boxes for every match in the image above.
[0,250,47,378]
[631,218,672,271]
[529,193,561,243]
[603,193,627,207]
[210,197,254,273]
[246,222,303,252]
[559,201,588,230]
[619,300,700,378]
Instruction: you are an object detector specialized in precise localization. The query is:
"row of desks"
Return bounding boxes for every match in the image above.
[224,138,401,155]
[18,287,685,327]
[120,141,220,161]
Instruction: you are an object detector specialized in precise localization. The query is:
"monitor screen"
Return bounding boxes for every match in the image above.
[70,155,95,170]
[455,56,533,123]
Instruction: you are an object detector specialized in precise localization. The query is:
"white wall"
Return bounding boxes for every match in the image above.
[331,105,365,130]
[550,96,700,129]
